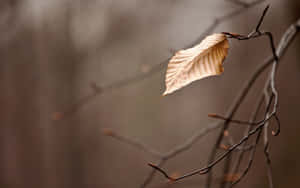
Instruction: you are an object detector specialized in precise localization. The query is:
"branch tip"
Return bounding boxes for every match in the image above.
[90,82,102,93]
[148,163,174,181]
[102,128,115,136]
[52,112,64,121]
[223,130,230,137]
[255,4,270,31]
[208,113,218,118]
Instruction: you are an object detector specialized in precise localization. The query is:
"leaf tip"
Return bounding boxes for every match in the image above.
[162,91,169,96]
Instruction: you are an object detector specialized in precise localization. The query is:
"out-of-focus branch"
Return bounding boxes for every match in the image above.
[54,0,266,120]
[102,128,164,158]
[148,110,275,181]
[226,0,264,8]
[208,114,257,126]
[229,18,300,187]
[206,5,297,187]
[102,5,300,188]
[103,121,222,187]
[263,88,274,188]
[104,17,300,187]
[149,95,277,182]
[231,125,263,186]
[226,0,251,7]
[104,122,221,160]
[98,1,299,187]
[0,1,21,45]
[229,91,265,186]
[146,15,300,186]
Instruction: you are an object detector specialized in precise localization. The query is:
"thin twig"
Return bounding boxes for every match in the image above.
[209,5,275,188]
[263,77,275,188]
[226,0,250,8]
[229,93,265,187]
[150,83,277,182]
[55,0,266,120]
[104,19,300,186]
[231,127,262,186]
[102,128,163,158]
[148,16,300,186]
[148,113,274,181]
[208,113,258,126]
[101,3,300,188]
[256,5,269,31]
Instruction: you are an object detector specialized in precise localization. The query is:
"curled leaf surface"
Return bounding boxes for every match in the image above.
[163,33,229,95]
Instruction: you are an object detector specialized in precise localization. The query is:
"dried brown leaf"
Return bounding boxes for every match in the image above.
[163,33,229,95]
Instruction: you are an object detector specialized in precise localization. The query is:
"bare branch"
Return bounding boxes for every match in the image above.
[255,5,270,31]
[102,129,163,158]
[231,127,263,186]
[229,93,265,187]
[226,0,250,7]
[99,2,300,187]
[208,113,257,126]
[263,90,274,188]
[149,15,300,186]
[54,0,266,120]
[149,115,273,182]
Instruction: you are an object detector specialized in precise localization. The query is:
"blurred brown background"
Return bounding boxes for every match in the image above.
[0,0,300,188]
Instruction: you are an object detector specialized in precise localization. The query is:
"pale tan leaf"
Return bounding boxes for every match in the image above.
[163,33,229,95]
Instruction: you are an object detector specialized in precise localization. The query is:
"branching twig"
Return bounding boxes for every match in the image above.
[207,5,277,187]
[263,91,275,188]
[100,2,300,188]
[148,112,274,181]
[54,0,266,120]
[229,93,265,187]
[102,128,164,158]
[208,113,258,126]
[147,9,300,187]
[231,18,300,187]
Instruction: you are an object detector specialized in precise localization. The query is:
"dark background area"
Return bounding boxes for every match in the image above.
[0,0,299,188]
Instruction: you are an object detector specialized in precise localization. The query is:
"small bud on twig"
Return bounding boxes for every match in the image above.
[102,128,115,136]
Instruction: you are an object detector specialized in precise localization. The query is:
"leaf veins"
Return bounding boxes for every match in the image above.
[163,33,229,95]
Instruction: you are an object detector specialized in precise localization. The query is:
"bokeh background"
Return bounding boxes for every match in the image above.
[0,0,300,188]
